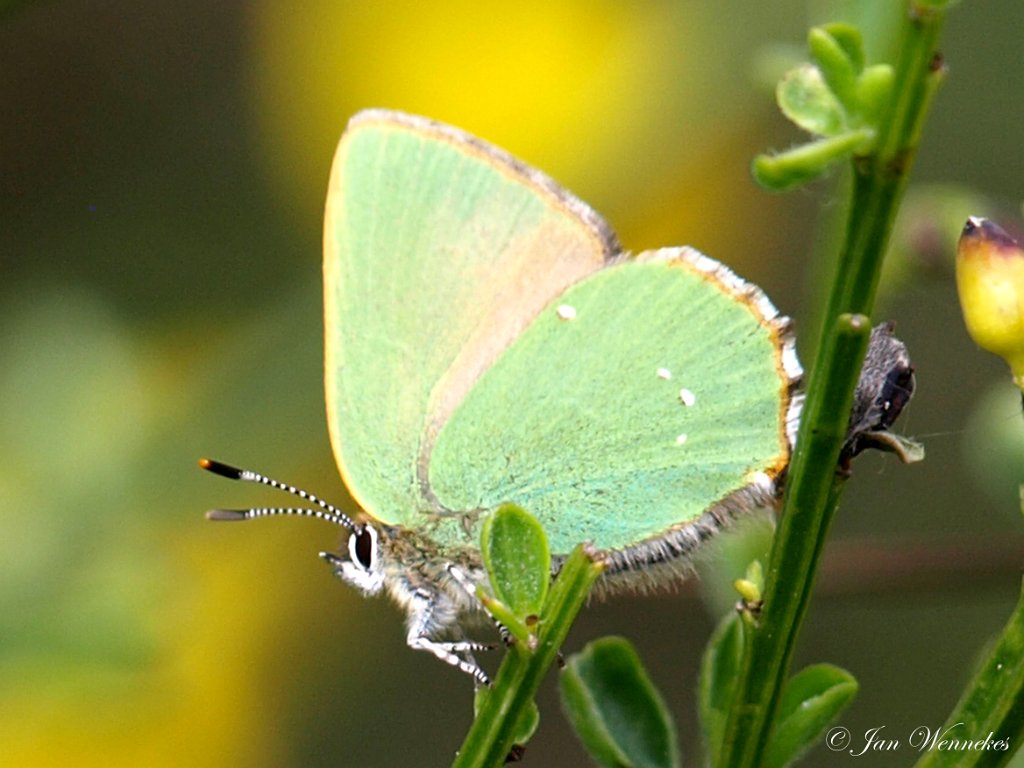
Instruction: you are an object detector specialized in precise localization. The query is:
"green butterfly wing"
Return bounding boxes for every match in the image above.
[324,110,615,525]
[325,110,801,562]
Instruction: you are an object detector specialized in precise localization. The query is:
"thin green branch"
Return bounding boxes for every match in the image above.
[820,3,947,325]
[717,2,951,765]
[912,578,1024,768]
[721,315,871,766]
[452,545,604,768]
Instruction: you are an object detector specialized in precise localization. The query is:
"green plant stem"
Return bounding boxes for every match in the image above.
[452,545,605,768]
[718,3,949,766]
[820,2,946,326]
[912,578,1024,768]
[722,314,870,767]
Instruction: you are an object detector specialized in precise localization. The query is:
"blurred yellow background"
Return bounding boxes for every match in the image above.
[2,1,1023,766]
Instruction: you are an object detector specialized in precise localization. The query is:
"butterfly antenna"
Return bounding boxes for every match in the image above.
[199,458,357,530]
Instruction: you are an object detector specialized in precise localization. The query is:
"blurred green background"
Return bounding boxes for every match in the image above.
[2,1,1023,766]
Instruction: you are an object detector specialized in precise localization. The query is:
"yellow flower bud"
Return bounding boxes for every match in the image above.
[956,217,1024,389]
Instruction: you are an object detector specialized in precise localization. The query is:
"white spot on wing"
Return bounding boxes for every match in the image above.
[678,387,696,407]
[556,304,577,320]
[657,367,672,380]
[675,433,688,445]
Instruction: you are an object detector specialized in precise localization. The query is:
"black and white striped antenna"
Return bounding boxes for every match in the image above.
[199,458,357,530]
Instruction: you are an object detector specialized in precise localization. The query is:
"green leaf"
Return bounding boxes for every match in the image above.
[561,636,680,768]
[820,23,865,74]
[476,686,541,748]
[777,64,846,137]
[808,25,863,110]
[855,64,895,126]
[699,613,744,767]
[752,129,874,190]
[916,0,960,9]
[481,503,550,623]
[764,664,858,768]
[912,576,1024,768]
[512,700,541,747]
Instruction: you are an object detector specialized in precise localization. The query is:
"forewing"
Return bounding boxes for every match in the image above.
[324,110,616,524]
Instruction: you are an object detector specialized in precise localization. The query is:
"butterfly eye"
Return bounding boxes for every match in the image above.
[349,526,376,570]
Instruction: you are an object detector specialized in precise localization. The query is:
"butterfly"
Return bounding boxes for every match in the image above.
[203,110,803,684]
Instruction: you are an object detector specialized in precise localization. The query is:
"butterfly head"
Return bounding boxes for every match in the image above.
[322,522,387,596]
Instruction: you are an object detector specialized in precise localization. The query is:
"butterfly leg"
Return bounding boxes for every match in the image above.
[446,564,514,647]
[407,588,492,686]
